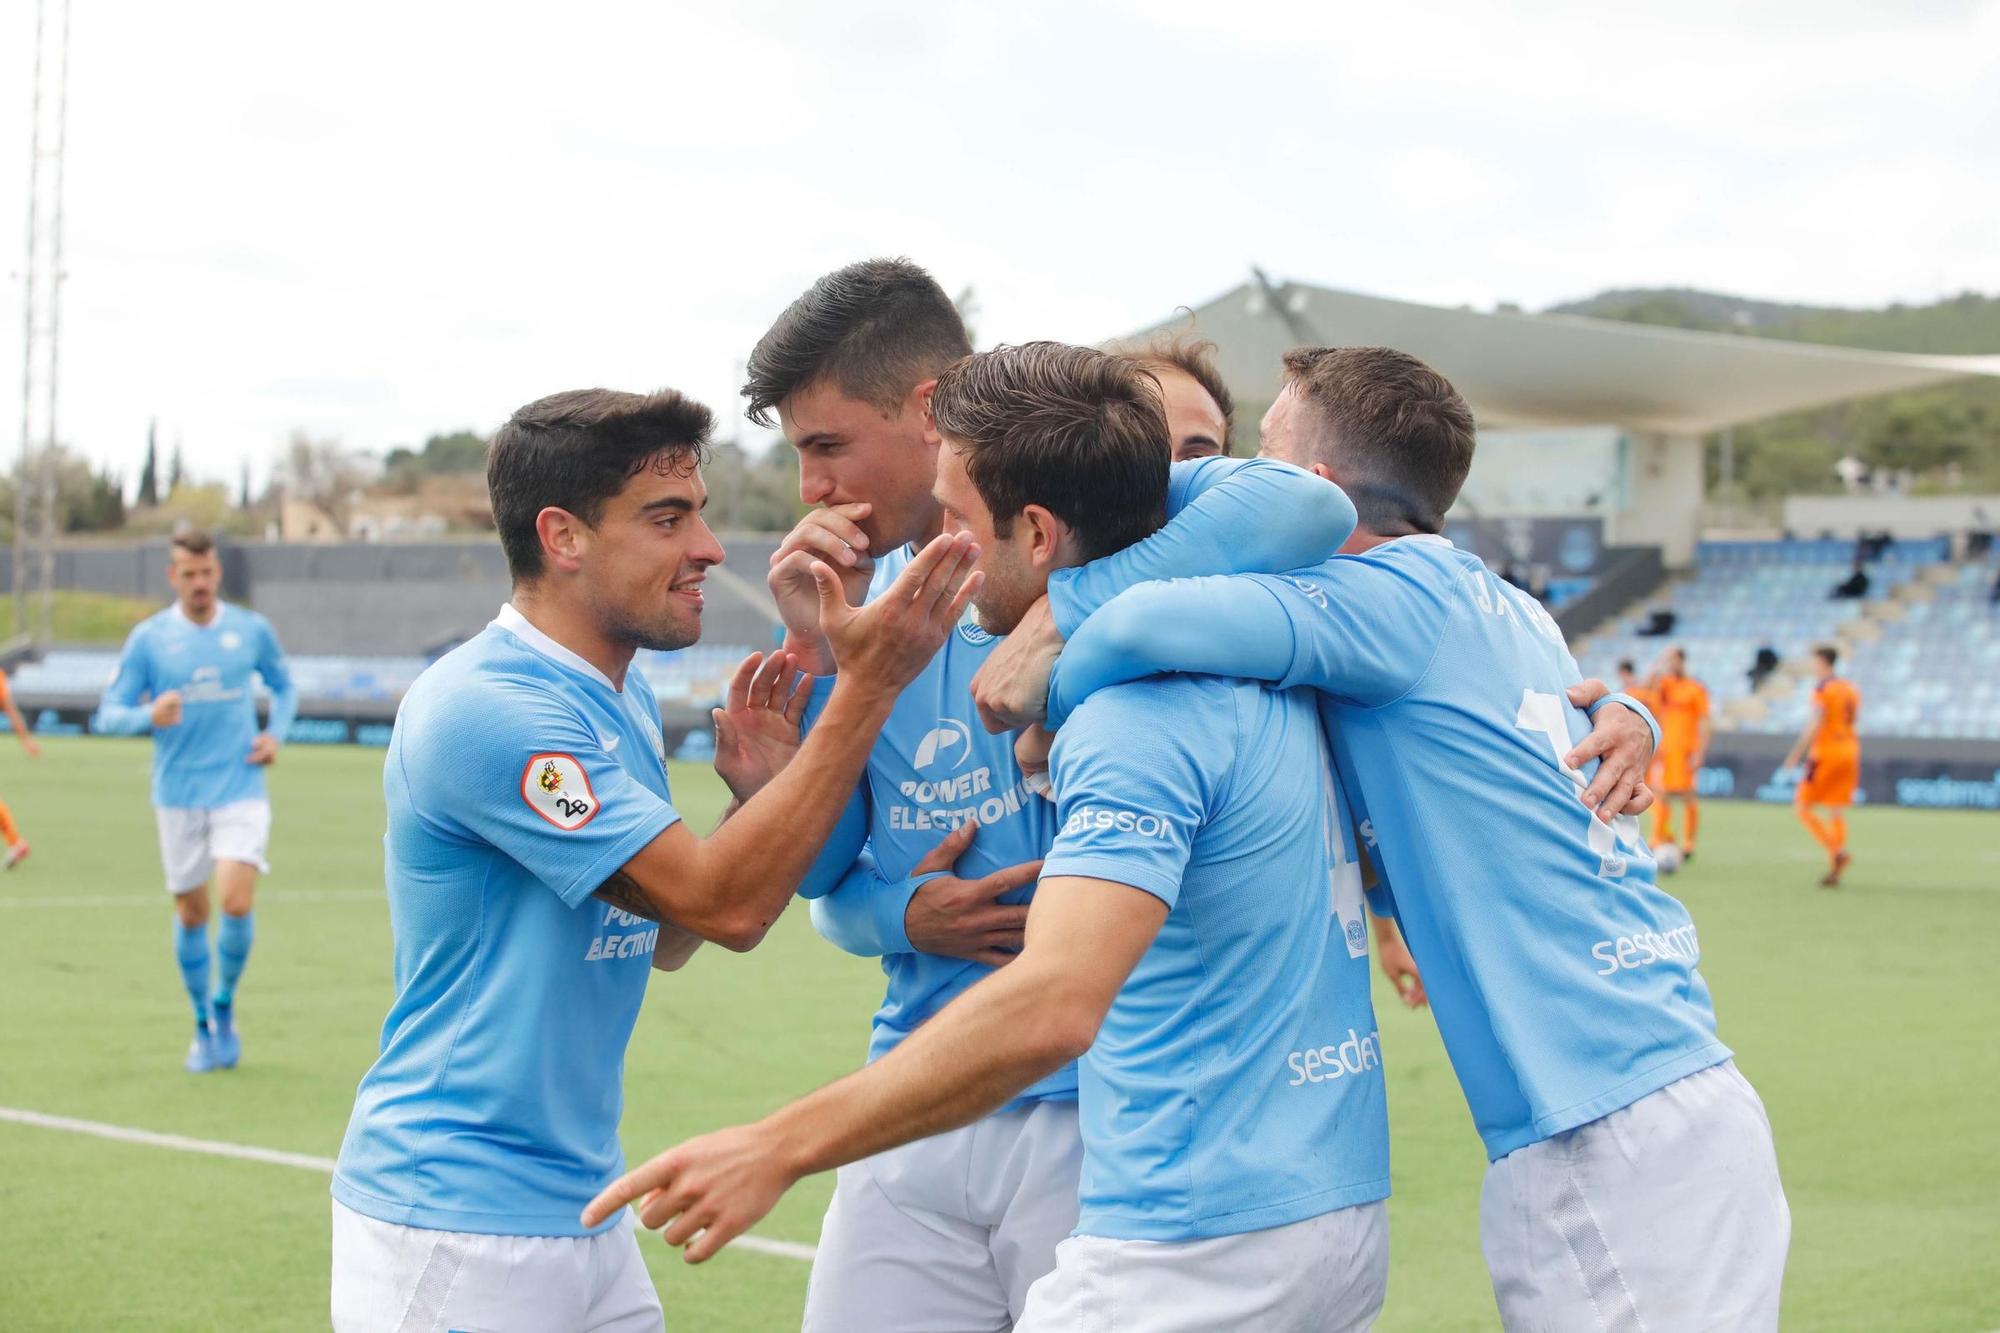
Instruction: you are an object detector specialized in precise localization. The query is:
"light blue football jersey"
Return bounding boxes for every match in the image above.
[797,457,1357,1112]
[332,606,681,1237]
[1049,535,1729,1161]
[1044,674,1388,1242]
[92,602,298,809]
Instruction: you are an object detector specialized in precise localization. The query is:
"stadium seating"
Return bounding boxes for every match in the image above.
[1577,537,2000,741]
[1751,550,2000,741]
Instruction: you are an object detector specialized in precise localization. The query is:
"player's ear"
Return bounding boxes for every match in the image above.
[536,507,589,575]
[1019,504,1065,570]
[910,379,942,446]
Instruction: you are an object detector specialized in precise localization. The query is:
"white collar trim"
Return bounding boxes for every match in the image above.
[492,603,618,691]
[171,600,229,627]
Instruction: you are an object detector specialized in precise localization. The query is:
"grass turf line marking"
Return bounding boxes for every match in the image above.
[0,1105,818,1264]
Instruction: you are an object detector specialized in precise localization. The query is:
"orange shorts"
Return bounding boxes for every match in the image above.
[1800,747,1859,807]
[1651,749,1697,794]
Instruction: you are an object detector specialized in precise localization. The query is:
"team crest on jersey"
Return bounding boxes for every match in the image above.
[1346,918,1368,955]
[522,752,599,830]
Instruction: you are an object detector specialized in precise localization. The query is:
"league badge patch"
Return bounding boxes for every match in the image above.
[522,752,599,830]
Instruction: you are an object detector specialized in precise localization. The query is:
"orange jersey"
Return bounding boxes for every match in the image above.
[0,667,10,706]
[1655,675,1710,756]
[1811,678,1861,756]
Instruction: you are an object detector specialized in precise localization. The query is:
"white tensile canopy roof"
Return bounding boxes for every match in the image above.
[1133,277,2000,435]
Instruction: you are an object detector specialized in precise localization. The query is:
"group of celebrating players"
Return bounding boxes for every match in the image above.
[87,257,1807,1331]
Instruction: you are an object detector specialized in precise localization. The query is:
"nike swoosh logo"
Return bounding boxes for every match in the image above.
[599,734,621,753]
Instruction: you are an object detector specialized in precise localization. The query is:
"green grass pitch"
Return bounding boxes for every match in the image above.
[1,737,1996,1330]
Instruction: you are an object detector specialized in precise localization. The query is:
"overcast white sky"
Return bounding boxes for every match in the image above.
[3,0,1997,489]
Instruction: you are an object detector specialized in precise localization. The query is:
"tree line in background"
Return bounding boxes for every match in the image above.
[10,285,1997,540]
[2,421,805,541]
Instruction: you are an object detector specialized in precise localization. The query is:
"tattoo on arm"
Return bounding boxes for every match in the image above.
[593,870,661,922]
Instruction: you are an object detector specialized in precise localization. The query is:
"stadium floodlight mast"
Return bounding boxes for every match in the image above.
[12,0,71,647]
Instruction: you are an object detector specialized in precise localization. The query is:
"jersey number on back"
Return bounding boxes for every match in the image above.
[1515,690,1644,879]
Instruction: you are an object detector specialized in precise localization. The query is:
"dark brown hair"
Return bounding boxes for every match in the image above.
[1121,332,1234,452]
[742,258,973,428]
[931,342,1169,562]
[1279,345,1476,534]
[169,529,215,558]
[1814,644,1839,668]
[487,388,712,581]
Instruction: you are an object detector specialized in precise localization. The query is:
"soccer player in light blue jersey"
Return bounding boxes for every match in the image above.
[737,262,1361,1330]
[589,344,1393,1329]
[329,387,983,1333]
[1040,346,1790,1331]
[94,529,298,1074]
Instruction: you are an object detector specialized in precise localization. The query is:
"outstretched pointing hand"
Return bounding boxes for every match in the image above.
[581,1122,793,1264]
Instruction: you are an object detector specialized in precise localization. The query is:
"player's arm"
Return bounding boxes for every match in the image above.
[596,537,982,950]
[1371,908,1426,1009]
[583,873,1164,1259]
[1,683,39,758]
[972,459,1355,731]
[810,822,1036,965]
[1042,456,1355,637]
[1782,701,1822,771]
[249,620,299,764]
[91,629,163,735]
[1046,568,1402,728]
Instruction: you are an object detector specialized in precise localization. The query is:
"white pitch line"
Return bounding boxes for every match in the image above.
[0,1105,816,1264]
[0,889,385,909]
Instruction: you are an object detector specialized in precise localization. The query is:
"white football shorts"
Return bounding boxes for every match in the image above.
[1016,1198,1389,1333]
[1481,1059,1790,1332]
[803,1098,1082,1331]
[155,798,271,895]
[330,1199,662,1333]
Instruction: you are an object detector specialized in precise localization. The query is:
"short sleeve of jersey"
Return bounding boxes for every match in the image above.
[1041,678,1230,909]
[1247,552,1449,707]
[402,679,680,909]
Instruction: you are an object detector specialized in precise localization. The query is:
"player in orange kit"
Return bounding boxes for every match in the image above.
[1649,647,1710,857]
[0,664,42,867]
[1783,645,1860,887]
[1618,657,1661,719]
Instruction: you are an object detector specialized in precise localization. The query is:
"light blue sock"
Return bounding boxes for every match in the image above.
[173,921,211,1026]
[214,912,254,1008]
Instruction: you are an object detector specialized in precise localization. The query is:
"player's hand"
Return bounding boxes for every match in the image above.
[1372,916,1427,1009]
[21,737,40,759]
[581,1121,796,1264]
[246,733,280,766]
[712,651,810,802]
[818,532,982,700]
[902,821,1038,967]
[969,596,1061,734]
[150,691,184,729]
[1014,724,1053,798]
[1564,679,1655,821]
[768,505,874,675]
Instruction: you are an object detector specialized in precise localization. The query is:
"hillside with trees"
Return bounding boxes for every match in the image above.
[1546,289,2000,500]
